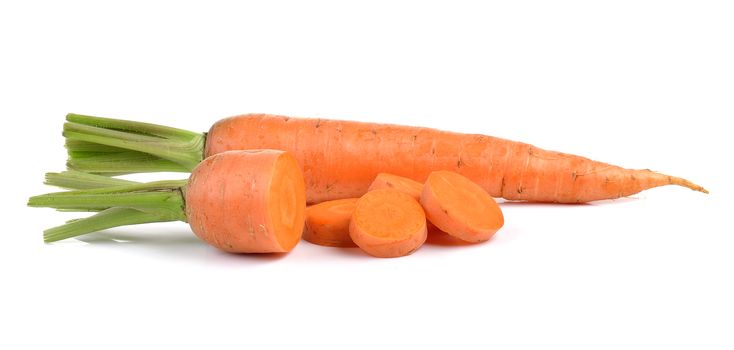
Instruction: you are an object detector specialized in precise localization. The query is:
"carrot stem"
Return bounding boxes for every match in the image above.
[42,208,168,243]
[28,176,188,242]
[45,171,139,190]
[64,113,205,173]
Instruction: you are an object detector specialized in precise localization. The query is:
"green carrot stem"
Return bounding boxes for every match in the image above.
[67,150,190,174]
[43,208,169,243]
[45,171,139,190]
[29,177,188,242]
[65,140,131,153]
[66,113,202,140]
[64,113,205,173]
[30,191,181,211]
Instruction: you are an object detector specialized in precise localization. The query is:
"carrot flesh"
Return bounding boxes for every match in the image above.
[186,150,306,253]
[303,198,359,247]
[368,172,446,234]
[349,189,427,258]
[421,170,504,243]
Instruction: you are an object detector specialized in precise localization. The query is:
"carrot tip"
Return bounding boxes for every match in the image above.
[669,176,708,194]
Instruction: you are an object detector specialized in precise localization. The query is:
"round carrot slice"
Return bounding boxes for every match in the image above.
[420,170,503,243]
[303,198,359,247]
[349,189,427,258]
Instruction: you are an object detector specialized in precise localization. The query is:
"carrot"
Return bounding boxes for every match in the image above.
[368,172,423,200]
[349,189,427,258]
[28,150,307,253]
[303,198,359,247]
[368,172,447,235]
[62,113,707,203]
[421,170,504,243]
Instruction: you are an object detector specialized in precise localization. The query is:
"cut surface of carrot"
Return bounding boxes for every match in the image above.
[421,170,503,243]
[368,172,446,234]
[349,189,427,258]
[303,198,359,247]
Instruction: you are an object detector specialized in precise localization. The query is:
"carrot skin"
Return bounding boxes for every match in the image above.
[206,114,706,204]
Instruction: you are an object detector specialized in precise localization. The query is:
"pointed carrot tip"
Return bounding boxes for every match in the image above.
[671,176,708,194]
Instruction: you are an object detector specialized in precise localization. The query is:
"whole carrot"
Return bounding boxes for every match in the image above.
[63,113,707,203]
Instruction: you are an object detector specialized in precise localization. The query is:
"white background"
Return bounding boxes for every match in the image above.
[1,1,732,349]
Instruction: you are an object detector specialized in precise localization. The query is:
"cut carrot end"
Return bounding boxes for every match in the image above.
[303,198,359,247]
[185,150,306,253]
[421,170,503,243]
[349,189,427,258]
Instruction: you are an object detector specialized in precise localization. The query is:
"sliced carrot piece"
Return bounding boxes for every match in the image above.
[368,173,423,200]
[420,170,503,243]
[368,172,447,235]
[349,189,427,258]
[303,198,359,247]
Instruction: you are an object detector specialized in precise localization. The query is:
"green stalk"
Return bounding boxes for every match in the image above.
[64,113,205,174]
[67,150,189,174]
[45,170,139,190]
[43,208,165,243]
[29,175,188,243]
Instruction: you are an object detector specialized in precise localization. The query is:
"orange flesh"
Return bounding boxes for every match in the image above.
[185,150,306,253]
[267,152,308,251]
[421,170,503,243]
[303,198,359,247]
[367,172,444,234]
[206,114,706,204]
[349,189,427,258]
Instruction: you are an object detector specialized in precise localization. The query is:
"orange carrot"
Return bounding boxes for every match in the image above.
[63,113,708,203]
[28,150,307,253]
[421,170,504,243]
[186,150,307,253]
[349,189,427,258]
[303,198,359,247]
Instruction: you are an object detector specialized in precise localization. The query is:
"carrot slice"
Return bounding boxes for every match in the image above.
[349,189,427,258]
[421,170,503,243]
[303,198,359,247]
[368,172,449,235]
[367,173,423,200]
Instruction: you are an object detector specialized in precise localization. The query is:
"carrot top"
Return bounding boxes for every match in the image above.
[28,171,187,242]
[64,113,205,174]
